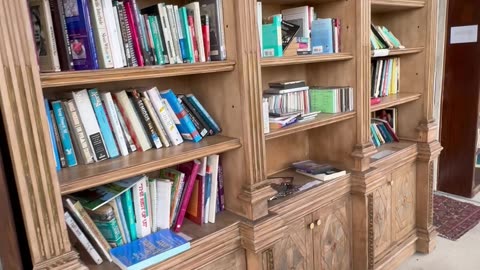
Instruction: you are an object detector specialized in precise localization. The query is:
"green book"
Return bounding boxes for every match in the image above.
[121,189,137,241]
[89,204,123,247]
[179,7,194,63]
[262,15,282,57]
[309,89,337,113]
[148,16,165,65]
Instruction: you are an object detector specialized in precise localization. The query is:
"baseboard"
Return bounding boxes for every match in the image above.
[374,233,417,270]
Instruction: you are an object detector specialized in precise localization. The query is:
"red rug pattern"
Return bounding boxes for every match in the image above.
[434,194,480,240]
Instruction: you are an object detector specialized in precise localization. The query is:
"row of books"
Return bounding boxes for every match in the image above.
[370,24,404,52]
[370,118,399,147]
[29,0,225,72]
[257,3,341,57]
[64,156,224,268]
[371,57,400,98]
[45,87,221,170]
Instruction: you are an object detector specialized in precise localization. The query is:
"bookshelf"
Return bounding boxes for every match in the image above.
[0,0,441,270]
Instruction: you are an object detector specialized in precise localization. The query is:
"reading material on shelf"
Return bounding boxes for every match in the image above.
[29,0,227,72]
[373,108,397,132]
[370,23,404,52]
[370,118,399,147]
[45,88,221,170]
[292,160,346,181]
[371,57,400,98]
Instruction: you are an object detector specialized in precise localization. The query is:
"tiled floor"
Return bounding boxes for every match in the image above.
[397,192,480,270]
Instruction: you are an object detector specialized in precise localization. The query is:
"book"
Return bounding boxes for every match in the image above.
[88,0,114,68]
[158,168,185,226]
[133,176,151,237]
[167,5,184,64]
[64,198,112,261]
[178,96,208,137]
[156,180,172,230]
[101,92,129,156]
[186,94,221,134]
[262,15,282,57]
[45,99,61,171]
[49,0,74,70]
[112,199,130,244]
[72,89,108,161]
[199,0,226,61]
[112,3,128,67]
[179,7,194,63]
[185,172,205,225]
[88,204,124,247]
[141,94,171,147]
[187,10,199,62]
[207,155,219,223]
[116,1,137,67]
[147,15,165,65]
[264,86,309,95]
[110,229,190,270]
[148,179,157,232]
[121,189,137,241]
[173,5,188,62]
[51,100,77,167]
[217,162,225,211]
[201,15,210,61]
[29,0,61,72]
[63,0,99,70]
[128,90,162,149]
[50,110,66,168]
[269,80,307,89]
[281,20,300,51]
[68,176,142,211]
[124,1,144,66]
[184,2,206,62]
[281,6,310,38]
[173,160,201,232]
[263,98,270,134]
[257,1,263,57]
[114,100,137,153]
[203,167,212,224]
[311,19,334,54]
[64,211,103,264]
[373,108,397,132]
[133,0,155,66]
[293,160,346,181]
[102,0,125,68]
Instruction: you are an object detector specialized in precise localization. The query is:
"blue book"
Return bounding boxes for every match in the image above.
[311,19,334,54]
[51,101,77,167]
[110,229,190,270]
[116,197,131,243]
[63,0,99,70]
[370,124,381,147]
[179,7,193,63]
[204,171,212,223]
[160,90,202,142]
[45,99,61,171]
[88,88,119,158]
[121,190,137,241]
[186,94,221,134]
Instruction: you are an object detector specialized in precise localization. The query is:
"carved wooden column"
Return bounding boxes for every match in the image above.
[235,0,276,221]
[0,0,85,269]
[352,0,376,172]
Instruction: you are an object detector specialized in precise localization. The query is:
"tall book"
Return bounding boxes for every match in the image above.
[62,0,99,70]
[127,0,155,65]
[49,0,74,70]
[156,180,172,230]
[115,1,137,67]
[201,15,210,61]
[173,160,201,232]
[29,0,61,72]
[187,10,199,62]
[133,176,151,238]
[166,5,183,64]
[179,7,194,63]
[51,100,77,167]
[141,4,175,64]
[124,1,144,66]
[89,0,114,68]
[44,99,61,171]
[112,3,128,66]
[121,189,137,241]
[199,0,226,61]
[72,89,109,161]
[262,15,282,57]
[64,211,103,264]
[207,154,219,223]
[147,15,165,65]
[102,0,125,68]
[101,92,129,156]
[174,5,188,62]
[184,2,206,62]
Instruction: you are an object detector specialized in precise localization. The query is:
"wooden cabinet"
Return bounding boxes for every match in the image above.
[371,163,416,261]
[266,196,351,270]
[198,249,246,270]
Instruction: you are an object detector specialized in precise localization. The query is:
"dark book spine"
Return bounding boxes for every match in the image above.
[199,0,226,61]
[179,95,212,136]
[217,161,225,211]
[49,0,74,70]
[127,0,154,66]
[50,110,66,168]
[116,2,136,67]
[178,98,207,137]
[201,15,210,61]
[128,91,162,149]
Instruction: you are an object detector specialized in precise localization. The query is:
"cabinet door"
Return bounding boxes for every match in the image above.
[372,179,392,257]
[198,249,246,270]
[313,197,352,270]
[267,215,314,270]
[391,163,416,242]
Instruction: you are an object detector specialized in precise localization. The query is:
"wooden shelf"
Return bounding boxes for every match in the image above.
[261,53,353,67]
[261,0,338,4]
[59,136,241,195]
[371,0,425,13]
[265,111,356,140]
[371,93,421,112]
[370,141,417,167]
[371,47,424,58]
[40,61,236,88]
[83,210,242,270]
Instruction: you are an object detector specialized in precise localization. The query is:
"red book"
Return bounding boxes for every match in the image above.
[370,97,381,106]
[185,174,205,225]
[201,15,210,61]
[173,160,201,232]
[188,13,199,62]
[112,95,141,151]
[124,2,144,66]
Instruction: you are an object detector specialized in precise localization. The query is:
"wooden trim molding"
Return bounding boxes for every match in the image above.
[0,0,84,268]
[367,194,375,270]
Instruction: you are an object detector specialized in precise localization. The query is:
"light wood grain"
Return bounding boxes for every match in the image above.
[261,53,353,67]
[371,0,425,13]
[371,93,422,112]
[371,47,424,58]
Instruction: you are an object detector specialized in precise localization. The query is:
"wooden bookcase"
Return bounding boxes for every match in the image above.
[0,0,441,269]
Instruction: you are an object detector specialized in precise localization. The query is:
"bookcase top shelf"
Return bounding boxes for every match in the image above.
[261,0,338,5]
[40,61,236,88]
[265,111,356,141]
[371,93,421,112]
[260,53,353,68]
[371,0,425,13]
[58,136,241,195]
[371,47,424,58]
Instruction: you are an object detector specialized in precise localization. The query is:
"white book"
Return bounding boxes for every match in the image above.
[173,5,185,60]
[282,6,310,38]
[114,102,137,153]
[101,92,129,156]
[112,5,127,66]
[64,211,103,265]
[149,179,157,233]
[166,5,183,64]
[63,100,95,164]
[257,1,263,57]
[184,2,206,62]
[132,176,151,237]
[102,0,124,68]
[72,89,109,161]
[146,87,183,146]
[114,91,152,152]
[89,0,114,68]
[156,180,172,230]
[263,98,270,134]
[207,155,219,223]
[158,3,177,64]
[141,94,170,147]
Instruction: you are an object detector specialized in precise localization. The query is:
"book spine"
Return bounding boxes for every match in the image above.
[207,154,219,223]
[156,180,172,230]
[120,190,137,241]
[112,4,127,66]
[187,12,199,63]
[166,5,183,64]
[149,179,157,232]
[171,175,185,226]
[142,95,170,147]
[216,0,227,60]
[109,201,127,245]
[133,177,151,237]
[124,1,144,66]
[115,197,131,243]
[174,6,188,62]
[50,110,66,168]
[173,161,201,232]
[152,15,168,64]
[179,97,207,137]
[52,101,77,167]
[131,0,154,65]
[45,100,61,170]
[64,100,95,164]
[39,0,61,71]
[201,15,210,61]
[49,0,74,70]
[92,217,123,247]
[161,90,202,142]
[113,94,140,152]
[102,0,124,68]
[129,90,162,149]
[143,15,156,65]
[217,162,225,211]
[88,89,119,158]
[89,0,114,68]
[64,211,103,264]
[116,2,136,67]
[113,101,137,152]
[101,92,129,156]
[180,95,212,136]
[179,7,194,63]
[188,3,205,62]
[186,94,221,134]
[204,170,211,224]
[158,4,177,64]
[147,16,164,65]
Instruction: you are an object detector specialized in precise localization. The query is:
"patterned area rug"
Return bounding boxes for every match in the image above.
[434,194,480,240]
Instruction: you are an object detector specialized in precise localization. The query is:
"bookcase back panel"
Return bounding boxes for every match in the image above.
[306,61,356,88]
[398,53,425,96]
[397,101,422,139]
[266,132,310,176]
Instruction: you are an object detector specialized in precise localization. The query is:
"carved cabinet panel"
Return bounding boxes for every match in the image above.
[198,249,247,270]
[372,179,392,257]
[391,163,416,242]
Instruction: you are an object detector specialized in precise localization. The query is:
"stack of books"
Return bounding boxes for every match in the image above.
[44,87,221,170]
[64,155,225,267]
[310,86,354,114]
[257,4,341,57]
[370,23,404,53]
[28,0,226,72]
[371,57,400,98]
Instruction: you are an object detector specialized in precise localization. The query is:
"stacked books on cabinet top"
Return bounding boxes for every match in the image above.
[292,160,346,181]
[371,57,400,100]
[370,108,399,147]
[64,155,225,268]
[370,23,404,57]
[257,3,341,58]
[44,87,221,171]
[263,80,354,132]
[28,0,226,72]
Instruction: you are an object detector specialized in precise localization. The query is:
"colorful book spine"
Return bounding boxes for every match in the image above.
[63,0,99,70]
[45,100,61,171]
[160,90,202,142]
[50,110,66,168]
[178,97,207,137]
[63,99,95,165]
[141,94,170,147]
[89,0,114,68]
[173,160,201,232]
[199,0,226,61]
[121,189,137,241]
[179,94,212,136]
[114,98,137,153]
[116,1,136,67]
[148,16,164,65]
[184,2,205,62]
[203,168,212,224]
[179,7,194,63]
[186,94,221,134]
[201,15,210,62]
[102,0,124,68]
[207,154,219,223]
[115,197,131,243]
[262,15,282,57]
[64,211,103,264]
[110,200,127,244]
[187,11,199,62]
[129,90,162,149]
[51,101,77,167]
[130,0,154,65]
[124,1,144,66]
[185,175,204,225]
[101,92,129,156]
[49,0,74,70]
[175,6,189,62]
[133,177,151,237]
[89,205,123,247]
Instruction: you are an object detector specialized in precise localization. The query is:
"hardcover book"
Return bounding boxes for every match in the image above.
[198,0,226,61]
[311,19,334,54]
[262,15,282,57]
[88,204,123,247]
[173,160,201,232]
[49,0,74,70]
